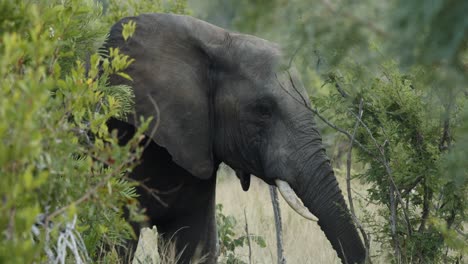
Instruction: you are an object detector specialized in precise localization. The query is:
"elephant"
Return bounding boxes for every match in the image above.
[104,13,366,264]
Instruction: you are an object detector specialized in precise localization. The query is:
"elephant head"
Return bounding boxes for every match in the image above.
[106,13,366,263]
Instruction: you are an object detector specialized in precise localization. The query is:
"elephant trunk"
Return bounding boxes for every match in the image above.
[292,154,366,264]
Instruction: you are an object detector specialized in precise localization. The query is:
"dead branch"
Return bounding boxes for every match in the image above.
[124,177,169,207]
[244,209,252,264]
[275,74,375,158]
[326,73,348,98]
[269,186,286,264]
[287,36,306,69]
[347,99,363,216]
[143,93,161,149]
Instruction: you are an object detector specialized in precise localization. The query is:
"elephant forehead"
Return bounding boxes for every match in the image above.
[226,34,282,77]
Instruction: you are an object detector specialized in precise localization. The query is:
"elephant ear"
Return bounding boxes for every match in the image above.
[106,14,229,179]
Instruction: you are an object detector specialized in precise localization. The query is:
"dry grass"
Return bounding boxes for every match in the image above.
[134,165,382,264]
[215,167,340,264]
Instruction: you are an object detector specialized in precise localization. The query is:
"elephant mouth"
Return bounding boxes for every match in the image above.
[275,180,318,221]
[234,169,317,221]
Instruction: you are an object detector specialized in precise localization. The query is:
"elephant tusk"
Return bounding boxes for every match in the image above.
[275,180,318,222]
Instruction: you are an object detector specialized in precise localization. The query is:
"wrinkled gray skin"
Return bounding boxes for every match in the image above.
[105,13,365,264]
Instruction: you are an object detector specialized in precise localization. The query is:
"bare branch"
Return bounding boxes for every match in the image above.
[287,37,306,69]
[275,74,375,157]
[353,191,381,209]
[269,186,286,264]
[294,75,373,156]
[347,98,363,216]
[335,82,349,98]
[312,108,375,157]
[244,209,252,264]
[125,177,169,208]
[287,71,308,107]
[143,93,161,149]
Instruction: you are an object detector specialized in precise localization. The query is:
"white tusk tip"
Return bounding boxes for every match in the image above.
[275,180,318,222]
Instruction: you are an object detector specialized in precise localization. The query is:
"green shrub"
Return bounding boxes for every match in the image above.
[0,0,188,262]
[216,204,266,264]
[313,58,467,263]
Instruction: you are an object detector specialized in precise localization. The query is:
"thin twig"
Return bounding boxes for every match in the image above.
[275,75,375,157]
[125,177,169,208]
[347,99,363,216]
[328,73,348,98]
[244,209,252,264]
[314,107,375,157]
[287,71,308,107]
[124,176,182,208]
[143,93,161,149]
[352,189,379,205]
[287,37,306,69]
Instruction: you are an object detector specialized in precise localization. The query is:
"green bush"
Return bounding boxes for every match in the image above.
[313,58,467,263]
[0,0,188,262]
[216,204,266,264]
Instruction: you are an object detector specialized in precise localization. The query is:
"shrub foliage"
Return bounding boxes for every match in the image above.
[312,59,467,262]
[0,0,187,262]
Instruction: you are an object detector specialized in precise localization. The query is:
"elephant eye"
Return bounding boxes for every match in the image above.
[255,102,272,119]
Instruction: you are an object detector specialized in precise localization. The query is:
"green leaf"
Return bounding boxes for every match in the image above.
[116,72,133,81]
[122,20,136,41]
